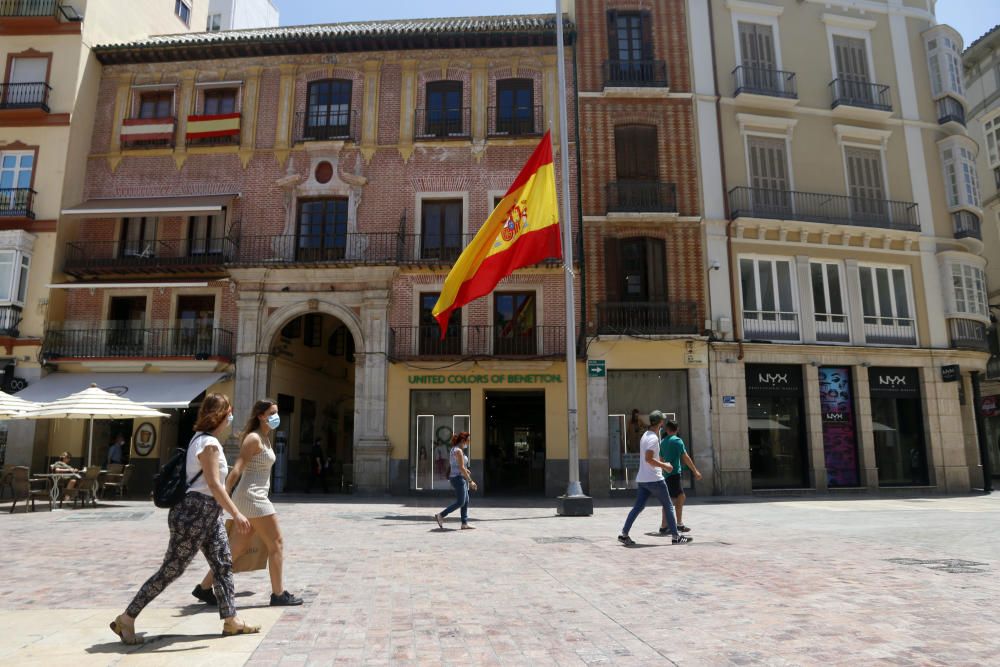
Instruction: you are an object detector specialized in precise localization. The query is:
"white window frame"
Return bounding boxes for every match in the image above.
[857,263,917,346]
[727,1,785,72]
[809,260,848,339]
[924,27,964,100]
[983,110,1000,170]
[938,136,982,211]
[174,0,191,26]
[951,264,988,319]
[738,255,799,341]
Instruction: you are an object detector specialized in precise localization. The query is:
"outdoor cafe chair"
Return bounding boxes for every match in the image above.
[101,464,132,499]
[61,466,101,508]
[9,466,52,513]
[0,464,14,500]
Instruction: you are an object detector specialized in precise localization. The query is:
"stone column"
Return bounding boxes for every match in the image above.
[688,366,715,495]
[234,293,266,433]
[173,70,196,165]
[586,368,609,498]
[239,66,262,168]
[714,349,752,494]
[853,367,880,489]
[353,296,391,493]
[471,57,487,145]
[803,363,827,490]
[541,54,558,143]
[398,60,417,162]
[795,256,816,344]
[844,260,865,345]
[274,64,297,166]
[360,60,380,162]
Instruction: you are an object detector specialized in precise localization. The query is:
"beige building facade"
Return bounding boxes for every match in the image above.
[692,0,987,494]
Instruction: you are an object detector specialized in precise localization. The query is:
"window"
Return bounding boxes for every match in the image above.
[120,217,156,257]
[420,199,462,260]
[108,296,147,353]
[424,81,463,137]
[174,0,191,26]
[859,265,915,344]
[137,91,172,119]
[612,125,664,212]
[845,147,887,221]
[810,262,848,341]
[7,57,48,107]
[494,79,534,135]
[600,237,670,332]
[740,257,798,340]
[0,151,33,215]
[940,142,981,209]
[736,22,783,94]
[833,35,872,98]
[746,136,790,214]
[605,11,660,85]
[188,214,225,255]
[926,34,964,98]
[0,250,28,304]
[305,79,352,139]
[303,313,323,347]
[419,292,461,355]
[207,13,221,31]
[297,198,348,261]
[202,89,237,115]
[176,295,215,356]
[983,114,1000,169]
[494,292,536,355]
[951,264,988,317]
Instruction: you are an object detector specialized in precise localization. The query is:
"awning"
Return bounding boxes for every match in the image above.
[16,372,228,409]
[61,194,236,217]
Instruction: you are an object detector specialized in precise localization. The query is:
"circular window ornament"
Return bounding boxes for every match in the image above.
[315,161,334,184]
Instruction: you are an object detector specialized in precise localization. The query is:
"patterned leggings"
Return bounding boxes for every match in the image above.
[126,492,236,619]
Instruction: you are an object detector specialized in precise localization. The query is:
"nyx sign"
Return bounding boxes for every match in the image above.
[758,372,789,385]
[824,412,847,423]
[746,364,802,396]
[868,367,920,398]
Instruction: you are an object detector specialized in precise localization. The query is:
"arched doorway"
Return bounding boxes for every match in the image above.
[265,311,356,493]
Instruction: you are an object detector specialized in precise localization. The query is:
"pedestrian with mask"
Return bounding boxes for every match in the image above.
[434,431,477,529]
[111,393,258,644]
[617,410,692,547]
[194,398,303,607]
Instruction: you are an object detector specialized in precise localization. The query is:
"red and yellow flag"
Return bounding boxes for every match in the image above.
[433,131,562,338]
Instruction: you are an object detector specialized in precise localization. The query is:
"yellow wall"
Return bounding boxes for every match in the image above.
[587,338,707,369]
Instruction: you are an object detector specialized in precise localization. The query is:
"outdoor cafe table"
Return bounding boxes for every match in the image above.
[33,471,106,503]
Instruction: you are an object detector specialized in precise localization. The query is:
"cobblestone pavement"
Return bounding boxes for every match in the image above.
[2,493,999,666]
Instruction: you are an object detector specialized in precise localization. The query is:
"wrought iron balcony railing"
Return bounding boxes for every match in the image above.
[42,326,234,360]
[393,233,564,267]
[0,188,35,218]
[949,318,989,352]
[0,304,22,337]
[596,301,699,335]
[0,82,51,111]
[390,324,566,359]
[294,109,359,143]
[487,105,543,137]
[64,238,237,277]
[742,311,799,341]
[953,210,982,242]
[937,96,966,126]
[414,107,471,140]
[728,186,919,231]
[829,78,892,112]
[603,59,668,87]
[231,233,401,266]
[606,181,677,214]
[732,66,797,99]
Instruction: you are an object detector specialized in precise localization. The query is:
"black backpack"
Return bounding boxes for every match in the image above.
[152,433,206,509]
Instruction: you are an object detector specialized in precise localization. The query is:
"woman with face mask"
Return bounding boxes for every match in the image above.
[194,399,303,607]
[434,431,477,529]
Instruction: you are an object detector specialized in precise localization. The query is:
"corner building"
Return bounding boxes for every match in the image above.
[49,16,582,495]
[692,0,987,494]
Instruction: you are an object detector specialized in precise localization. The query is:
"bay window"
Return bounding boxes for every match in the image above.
[951,264,988,318]
[0,249,29,304]
[925,30,964,99]
[940,139,981,210]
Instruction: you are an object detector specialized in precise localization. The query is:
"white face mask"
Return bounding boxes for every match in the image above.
[227,413,234,426]
[267,413,280,429]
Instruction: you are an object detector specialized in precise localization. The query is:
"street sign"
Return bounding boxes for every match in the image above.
[941,364,960,383]
[587,360,606,377]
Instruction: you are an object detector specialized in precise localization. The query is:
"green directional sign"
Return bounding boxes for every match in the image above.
[587,360,606,378]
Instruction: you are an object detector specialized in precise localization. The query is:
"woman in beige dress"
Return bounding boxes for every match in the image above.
[193,399,303,607]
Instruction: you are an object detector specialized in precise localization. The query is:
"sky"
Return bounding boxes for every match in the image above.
[273,0,999,49]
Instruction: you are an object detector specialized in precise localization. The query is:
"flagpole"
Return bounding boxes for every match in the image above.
[554,0,591,514]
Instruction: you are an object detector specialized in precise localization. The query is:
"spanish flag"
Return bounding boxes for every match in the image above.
[433,131,562,338]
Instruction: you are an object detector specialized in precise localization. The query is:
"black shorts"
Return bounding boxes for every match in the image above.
[665,473,683,498]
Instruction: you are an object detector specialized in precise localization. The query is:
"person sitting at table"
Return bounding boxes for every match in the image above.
[50,452,79,489]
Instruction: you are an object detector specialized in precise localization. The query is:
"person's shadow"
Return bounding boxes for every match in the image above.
[87,633,220,655]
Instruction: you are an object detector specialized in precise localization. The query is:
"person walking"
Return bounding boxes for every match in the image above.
[306,438,328,494]
[107,434,126,465]
[434,432,477,530]
[658,419,702,534]
[110,393,258,644]
[194,399,303,607]
[617,411,692,547]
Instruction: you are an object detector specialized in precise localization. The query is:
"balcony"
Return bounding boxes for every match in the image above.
[606,181,677,214]
[231,233,400,267]
[294,109,359,143]
[186,112,241,146]
[829,78,892,120]
[0,304,22,337]
[949,318,989,352]
[936,96,966,127]
[596,301,699,335]
[0,82,51,112]
[120,117,175,150]
[0,188,35,218]
[63,238,237,278]
[953,210,983,253]
[742,311,799,342]
[487,105,543,138]
[728,187,919,232]
[603,59,668,88]
[42,326,235,361]
[389,325,566,359]
[414,107,471,140]
[732,66,797,108]
[815,313,850,343]
[863,316,917,346]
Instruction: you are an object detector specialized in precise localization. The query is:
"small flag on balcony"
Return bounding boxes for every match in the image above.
[120,117,175,144]
[433,131,562,339]
[186,112,241,140]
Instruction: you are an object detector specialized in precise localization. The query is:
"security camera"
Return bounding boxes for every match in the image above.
[709,260,721,271]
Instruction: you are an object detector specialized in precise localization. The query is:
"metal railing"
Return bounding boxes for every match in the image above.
[231,233,401,266]
[596,302,699,335]
[414,107,471,140]
[949,318,989,352]
[742,311,800,341]
[0,188,35,218]
[829,78,892,112]
[487,105,543,137]
[42,326,234,360]
[863,316,917,346]
[186,133,240,147]
[728,186,919,231]
[64,238,237,276]
[953,210,982,242]
[0,305,22,337]
[0,82,51,111]
[0,0,57,16]
[294,109,359,143]
[732,66,797,99]
[606,181,677,213]
[390,324,566,359]
[936,96,966,126]
[120,117,176,149]
[814,314,850,343]
[603,59,668,87]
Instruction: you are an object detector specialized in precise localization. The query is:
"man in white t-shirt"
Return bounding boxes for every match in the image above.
[617,410,692,546]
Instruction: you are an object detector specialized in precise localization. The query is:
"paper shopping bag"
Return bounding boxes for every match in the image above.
[225,519,269,572]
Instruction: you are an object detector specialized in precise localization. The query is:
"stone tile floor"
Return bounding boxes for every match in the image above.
[1,493,999,665]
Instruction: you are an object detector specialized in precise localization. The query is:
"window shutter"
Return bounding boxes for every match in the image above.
[640,12,654,61]
[747,137,788,191]
[607,11,618,61]
[845,148,884,201]
[646,238,667,302]
[833,36,869,82]
[604,237,622,302]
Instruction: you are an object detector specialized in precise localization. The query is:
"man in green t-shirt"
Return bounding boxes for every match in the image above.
[658,420,702,534]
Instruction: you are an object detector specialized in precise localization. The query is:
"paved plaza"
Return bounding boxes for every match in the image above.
[1,492,999,666]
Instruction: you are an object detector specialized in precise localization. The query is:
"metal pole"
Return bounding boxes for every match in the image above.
[555,1,584,500]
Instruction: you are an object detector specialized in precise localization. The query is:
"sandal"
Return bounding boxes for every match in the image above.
[222,618,261,636]
[461,523,476,530]
[110,614,143,645]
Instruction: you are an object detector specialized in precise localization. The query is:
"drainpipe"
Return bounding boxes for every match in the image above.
[970,371,993,493]
[572,37,586,354]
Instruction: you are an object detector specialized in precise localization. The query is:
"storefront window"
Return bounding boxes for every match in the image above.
[869,367,928,486]
[410,390,470,490]
[819,367,859,487]
[746,364,808,489]
[607,370,689,490]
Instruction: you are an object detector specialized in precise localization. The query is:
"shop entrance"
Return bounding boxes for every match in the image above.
[484,391,545,495]
[266,312,355,493]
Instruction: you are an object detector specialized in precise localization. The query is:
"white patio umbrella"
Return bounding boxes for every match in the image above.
[0,389,40,418]
[26,384,169,467]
